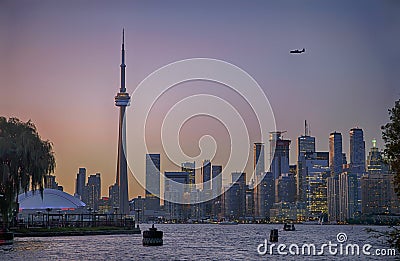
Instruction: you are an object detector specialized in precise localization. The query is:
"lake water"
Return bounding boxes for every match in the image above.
[0,224,397,260]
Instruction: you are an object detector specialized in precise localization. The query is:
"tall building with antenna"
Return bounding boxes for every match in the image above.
[114,29,131,214]
[298,121,315,154]
[296,120,315,202]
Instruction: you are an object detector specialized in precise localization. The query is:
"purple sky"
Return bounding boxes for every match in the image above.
[1,0,399,198]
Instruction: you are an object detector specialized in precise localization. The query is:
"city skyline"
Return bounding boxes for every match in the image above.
[46,124,398,222]
[1,1,399,198]
[72,126,387,200]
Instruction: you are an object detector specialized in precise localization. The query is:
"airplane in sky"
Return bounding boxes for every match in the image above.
[290,48,305,54]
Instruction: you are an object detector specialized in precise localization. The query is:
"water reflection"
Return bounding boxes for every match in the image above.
[1,225,396,260]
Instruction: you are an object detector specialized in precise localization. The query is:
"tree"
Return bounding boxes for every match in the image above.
[381,99,400,197]
[379,99,400,251]
[0,117,55,228]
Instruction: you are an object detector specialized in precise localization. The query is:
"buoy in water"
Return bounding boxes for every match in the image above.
[270,229,278,242]
[143,224,163,246]
[0,230,14,245]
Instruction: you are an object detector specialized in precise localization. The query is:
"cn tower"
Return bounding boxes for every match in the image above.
[115,29,130,215]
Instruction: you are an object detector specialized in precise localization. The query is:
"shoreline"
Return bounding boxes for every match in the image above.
[12,227,141,237]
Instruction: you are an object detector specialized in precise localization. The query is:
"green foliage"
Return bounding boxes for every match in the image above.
[0,117,55,227]
[381,99,400,196]
[380,98,400,252]
[366,227,400,252]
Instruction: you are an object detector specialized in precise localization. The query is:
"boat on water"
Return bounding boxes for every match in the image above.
[218,221,238,225]
[143,224,163,246]
[0,230,14,245]
[283,223,295,231]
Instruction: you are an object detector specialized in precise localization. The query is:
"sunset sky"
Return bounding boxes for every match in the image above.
[1,0,399,198]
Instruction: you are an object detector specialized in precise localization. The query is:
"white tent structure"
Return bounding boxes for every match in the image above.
[18,188,85,211]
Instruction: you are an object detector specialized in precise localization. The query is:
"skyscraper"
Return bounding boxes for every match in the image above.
[114,30,131,214]
[182,162,198,218]
[254,143,265,177]
[304,154,329,219]
[298,121,316,155]
[253,142,265,217]
[85,173,101,211]
[269,131,291,179]
[269,131,291,207]
[181,161,196,191]
[45,174,63,191]
[245,184,255,218]
[349,128,366,173]
[367,139,389,174]
[145,154,161,210]
[329,132,343,177]
[361,141,398,215]
[338,171,358,221]
[297,122,316,202]
[255,171,274,220]
[275,173,296,203]
[349,128,365,213]
[164,171,190,221]
[200,158,213,219]
[211,165,223,219]
[108,183,119,211]
[201,160,212,191]
[75,167,86,199]
[211,165,222,198]
[224,172,247,219]
[361,173,400,215]
[328,131,342,222]
[327,176,339,222]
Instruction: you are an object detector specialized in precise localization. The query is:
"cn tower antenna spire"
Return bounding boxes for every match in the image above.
[122,28,125,53]
[305,120,309,136]
[120,28,126,93]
